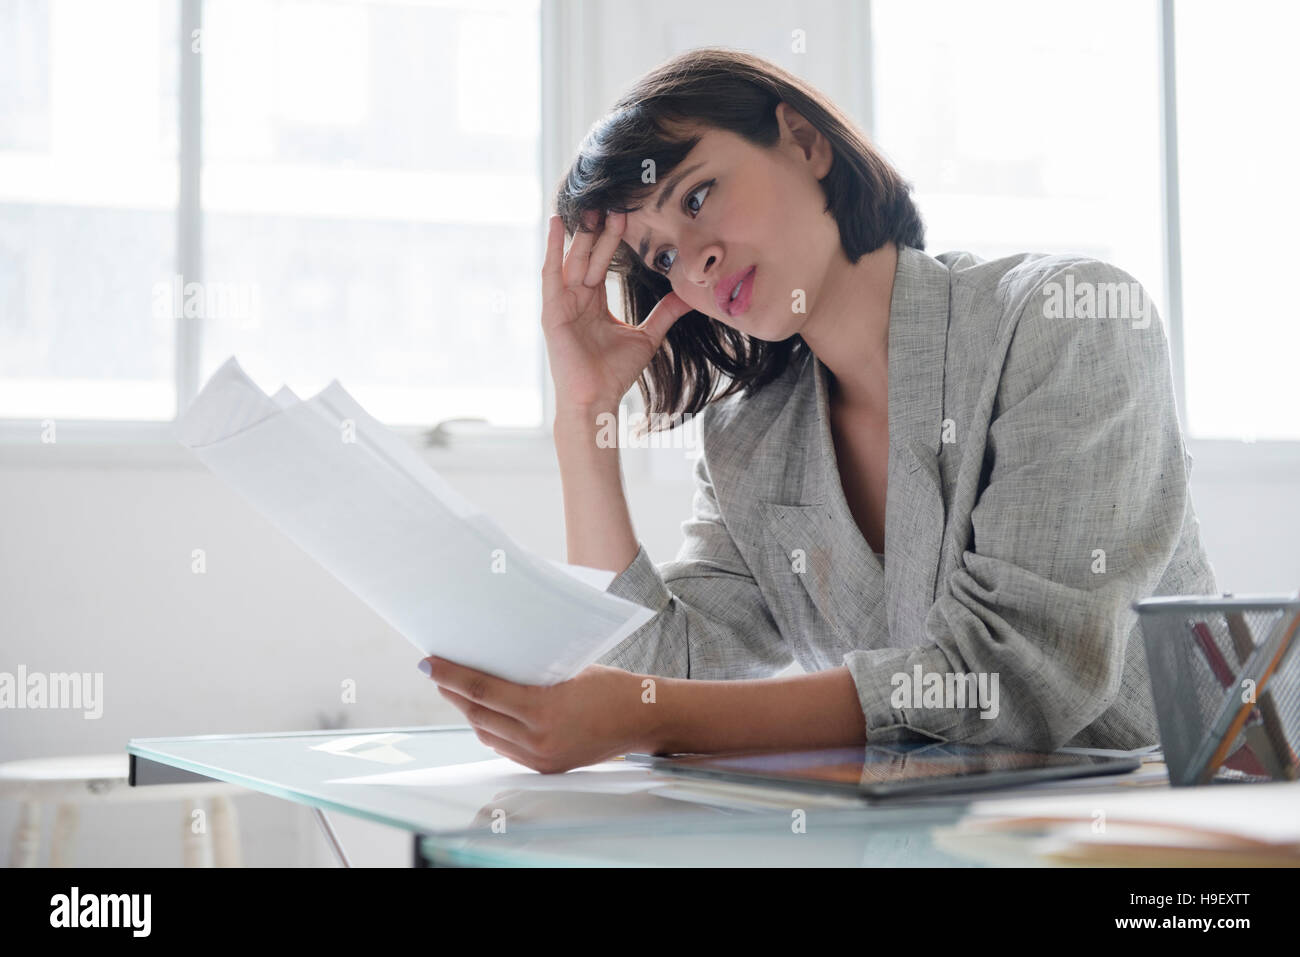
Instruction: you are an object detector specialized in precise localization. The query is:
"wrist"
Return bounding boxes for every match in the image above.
[553,404,623,457]
[626,672,677,755]
[553,399,620,426]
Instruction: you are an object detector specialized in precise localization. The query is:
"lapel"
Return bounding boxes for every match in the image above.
[759,244,951,652]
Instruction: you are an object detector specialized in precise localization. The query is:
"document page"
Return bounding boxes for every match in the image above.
[176,357,655,684]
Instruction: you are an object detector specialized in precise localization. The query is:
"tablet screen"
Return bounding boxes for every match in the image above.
[637,743,1139,798]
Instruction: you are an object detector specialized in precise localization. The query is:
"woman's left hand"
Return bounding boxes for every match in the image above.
[420,657,657,773]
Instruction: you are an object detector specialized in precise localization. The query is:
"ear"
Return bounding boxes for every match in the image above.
[774,101,832,177]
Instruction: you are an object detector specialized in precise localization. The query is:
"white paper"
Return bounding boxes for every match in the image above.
[326,757,659,795]
[329,758,871,816]
[309,732,416,765]
[962,778,1300,846]
[547,559,617,592]
[177,356,656,685]
[647,781,867,810]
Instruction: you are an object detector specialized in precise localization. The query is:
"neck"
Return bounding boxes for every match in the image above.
[798,240,898,413]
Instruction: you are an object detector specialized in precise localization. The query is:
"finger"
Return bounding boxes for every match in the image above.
[541,214,565,304]
[561,209,601,287]
[582,209,624,288]
[638,289,695,349]
[425,656,534,725]
[470,726,537,770]
[437,685,534,749]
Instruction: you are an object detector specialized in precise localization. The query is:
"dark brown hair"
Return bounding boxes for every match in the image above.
[553,47,925,428]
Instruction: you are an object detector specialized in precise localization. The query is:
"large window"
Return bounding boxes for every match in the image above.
[0,0,544,427]
[0,0,179,420]
[873,0,1298,442]
[199,0,543,426]
[1174,1,1299,441]
[872,0,1165,330]
[3,0,1296,443]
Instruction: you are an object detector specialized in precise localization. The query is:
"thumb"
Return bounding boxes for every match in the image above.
[637,291,694,351]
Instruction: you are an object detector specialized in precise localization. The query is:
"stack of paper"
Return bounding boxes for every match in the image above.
[934,779,1300,866]
[176,357,655,684]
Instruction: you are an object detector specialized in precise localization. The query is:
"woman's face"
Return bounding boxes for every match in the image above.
[620,107,841,342]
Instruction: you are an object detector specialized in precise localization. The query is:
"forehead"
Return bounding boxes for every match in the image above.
[624,127,751,263]
[634,126,747,205]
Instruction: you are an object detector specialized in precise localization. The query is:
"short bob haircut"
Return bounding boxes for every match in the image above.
[554,47,926,429]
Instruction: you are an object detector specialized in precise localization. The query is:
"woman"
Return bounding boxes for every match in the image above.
[422,48,1218,772]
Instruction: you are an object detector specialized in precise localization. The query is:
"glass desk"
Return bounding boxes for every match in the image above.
[127,724,1009,866]
[417,807,984,867]
[129,725,1163,867]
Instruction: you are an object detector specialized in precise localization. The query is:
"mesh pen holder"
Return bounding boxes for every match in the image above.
[1133,594,1300,787]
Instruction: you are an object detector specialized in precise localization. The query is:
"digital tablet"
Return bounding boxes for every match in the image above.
[625,742,1142,800]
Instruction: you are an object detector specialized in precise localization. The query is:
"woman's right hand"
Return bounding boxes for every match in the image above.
[541,209,693,413]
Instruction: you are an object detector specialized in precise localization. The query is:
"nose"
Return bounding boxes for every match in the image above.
[681,239,723,289]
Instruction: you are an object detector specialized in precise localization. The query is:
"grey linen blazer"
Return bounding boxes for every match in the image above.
[597,244,1220,751]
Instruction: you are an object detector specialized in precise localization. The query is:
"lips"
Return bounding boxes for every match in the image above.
[716,266,756,316]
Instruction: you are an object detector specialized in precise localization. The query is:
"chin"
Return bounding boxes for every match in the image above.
[734,309,804,343]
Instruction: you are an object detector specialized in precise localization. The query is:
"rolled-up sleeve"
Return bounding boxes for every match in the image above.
[843,261,1190,750]
[597,447,793,680]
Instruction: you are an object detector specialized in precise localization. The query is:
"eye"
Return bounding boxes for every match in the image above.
[651,179,713,275]
[684,180,711,214]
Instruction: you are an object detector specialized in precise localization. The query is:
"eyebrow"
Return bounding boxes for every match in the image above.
[635,161,706,267]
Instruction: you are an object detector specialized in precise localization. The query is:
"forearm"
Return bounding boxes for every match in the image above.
[553,404,639,575]
[638,667,867,754]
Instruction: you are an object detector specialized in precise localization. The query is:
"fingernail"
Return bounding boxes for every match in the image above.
[417,660,432,677]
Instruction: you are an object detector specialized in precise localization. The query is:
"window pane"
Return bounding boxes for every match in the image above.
[871,0,1166,317]
[0,0,178,420]
[1176,0,1299,441]
[198,0,543,427]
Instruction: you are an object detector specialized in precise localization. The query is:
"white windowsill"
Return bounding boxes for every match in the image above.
[1,419,1296,483]
[0,419,562,473]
